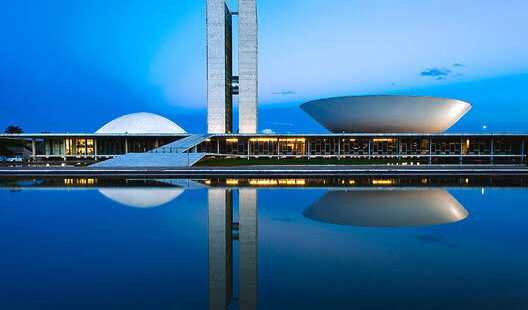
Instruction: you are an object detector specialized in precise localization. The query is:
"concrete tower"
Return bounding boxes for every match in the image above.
[207,0,233,134]
[207,0,258,134]
[238,0,258,134]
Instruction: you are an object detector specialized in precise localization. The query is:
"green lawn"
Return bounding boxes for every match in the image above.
[195,157,423,166]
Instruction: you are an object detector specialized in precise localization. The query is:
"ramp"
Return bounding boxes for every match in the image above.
[150,134,212,153]
[91,153,206,167]
[91,134,212,167]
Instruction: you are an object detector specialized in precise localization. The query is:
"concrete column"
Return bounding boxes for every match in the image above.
[239,189,258,310]
[125,138,128,154]
[368,139,371,159]
[490,137,494,165]
[429,138,432,165]
[337,138,341,157]
[94,139,98,156]
[307,138,311,155]
[521,138,525,165]
[460,137,463,165]
[31,139,36,159]
[247,139,251,157]
[208,189,233,310]
[217,139,220,155]
[154,138,159,149]
[398,138,401,159]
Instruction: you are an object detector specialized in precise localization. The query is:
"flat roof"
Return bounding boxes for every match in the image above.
[0,133,189,138]
[1,132,528,139]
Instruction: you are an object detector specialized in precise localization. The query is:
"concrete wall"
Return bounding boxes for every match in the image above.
[238,0,258,134]
[207,0,233,134]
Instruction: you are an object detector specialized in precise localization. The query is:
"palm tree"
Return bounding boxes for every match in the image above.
[5,126,23,134]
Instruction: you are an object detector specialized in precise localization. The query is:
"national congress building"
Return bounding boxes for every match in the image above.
[1,0,526,167]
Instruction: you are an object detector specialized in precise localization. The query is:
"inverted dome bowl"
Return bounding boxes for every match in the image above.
[303,189,468,227]
[300,95,471,133]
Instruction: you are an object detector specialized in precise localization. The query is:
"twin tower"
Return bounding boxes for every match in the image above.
[207,0,258,134]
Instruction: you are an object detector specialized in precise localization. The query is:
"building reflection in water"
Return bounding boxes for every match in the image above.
[98,188,185,208]
[303,189,469,227]
[208,189,258,310]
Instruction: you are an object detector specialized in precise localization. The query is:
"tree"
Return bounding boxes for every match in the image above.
[5,126,23,134]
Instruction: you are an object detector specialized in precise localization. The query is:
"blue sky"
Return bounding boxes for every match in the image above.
[1,0,528,133]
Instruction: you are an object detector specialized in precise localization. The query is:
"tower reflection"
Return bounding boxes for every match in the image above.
[208,189,258,310]
[303,189,469,227]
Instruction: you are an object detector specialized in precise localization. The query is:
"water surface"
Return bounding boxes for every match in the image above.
[0,178,527,309]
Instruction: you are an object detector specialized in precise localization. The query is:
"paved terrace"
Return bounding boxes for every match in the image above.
[1,165,527,178]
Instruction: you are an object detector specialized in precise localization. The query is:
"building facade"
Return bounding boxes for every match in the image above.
[8,133,525,166]
[207,0,258,134]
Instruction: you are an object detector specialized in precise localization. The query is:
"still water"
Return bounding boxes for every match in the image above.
[0,178,527,310]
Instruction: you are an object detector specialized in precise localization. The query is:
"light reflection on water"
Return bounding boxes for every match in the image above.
[303,189,469,227]
[0,178,527,309]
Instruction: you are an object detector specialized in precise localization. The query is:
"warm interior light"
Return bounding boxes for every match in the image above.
[226,179,239,185]
[249,179,278,186]
[249,138,278,142]
[372,179,395,185]
[226,138,239,143]
[372,138,395,142]
[249,179,305,186]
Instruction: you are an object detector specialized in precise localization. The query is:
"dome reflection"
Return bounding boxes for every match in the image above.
[98,188,184,208]
[303,189,468,227]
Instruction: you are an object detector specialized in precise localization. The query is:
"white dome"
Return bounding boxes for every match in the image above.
[98,188,184,208]
[96,112,186,134]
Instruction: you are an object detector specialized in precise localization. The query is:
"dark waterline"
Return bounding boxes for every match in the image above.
[0,177,527,309]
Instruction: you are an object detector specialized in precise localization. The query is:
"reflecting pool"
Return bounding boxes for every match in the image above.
[0,177,527,309]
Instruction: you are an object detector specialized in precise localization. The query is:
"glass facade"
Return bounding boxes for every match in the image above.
[196,135,526,165]
[65,139,95,155]
[35,135,526,165]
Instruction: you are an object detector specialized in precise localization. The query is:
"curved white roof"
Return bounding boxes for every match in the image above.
[96,112,186,134]
[98,188,184,208]
[301,95,471,133]
[303,189,468,227]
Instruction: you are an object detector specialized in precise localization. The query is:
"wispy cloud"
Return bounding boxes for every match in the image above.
[272,90,296,95]
[262,129,275,134]
[270,122,294,127]
[420,67,452,80]
[420,64,467,80]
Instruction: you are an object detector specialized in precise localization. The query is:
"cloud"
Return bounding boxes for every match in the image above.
[270,122,294,127]
[272,90,296,95]
[420,67,452,78]
[420,65,466,80]
[262,129,275,134]
[272,217,296,222]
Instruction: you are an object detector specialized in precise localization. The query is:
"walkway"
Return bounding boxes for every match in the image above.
[91,152,206,168]
[90,134,213,168]
[150,134,212,153]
